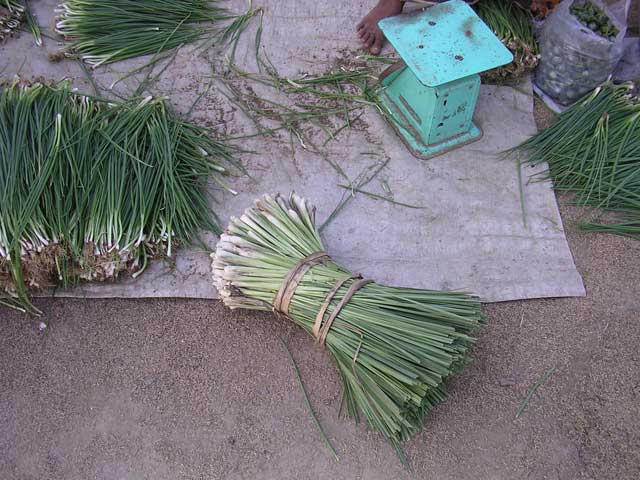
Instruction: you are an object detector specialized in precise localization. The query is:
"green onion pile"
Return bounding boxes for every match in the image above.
[212,193,484,457]
[55,0,255,66]
[1,0,41,45]
[0,81,239,313]
[569,0,618,40]
[475,0,539,82]
[513,82,640,240]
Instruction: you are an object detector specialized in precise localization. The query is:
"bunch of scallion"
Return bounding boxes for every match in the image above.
[512,81,640,240]
[1,0,41,45]
[212,193,484,459]
[475,0,539,82]
[0,80,239,314]
[55,0,258,66]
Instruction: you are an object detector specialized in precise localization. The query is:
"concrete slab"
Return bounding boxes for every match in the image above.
[0,0,585,302]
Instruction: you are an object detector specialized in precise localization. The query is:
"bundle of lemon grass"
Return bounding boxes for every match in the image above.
[0,81,239,313]
[212,193,484,458]
[55,0,258,66]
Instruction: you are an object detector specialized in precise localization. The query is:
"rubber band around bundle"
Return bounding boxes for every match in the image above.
[316,279,373,346]
[273,251,329,316]
[274,252,373,346]
[312,274,362,338]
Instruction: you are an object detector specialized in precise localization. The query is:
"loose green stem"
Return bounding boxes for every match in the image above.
[280,338,339,462]
[515,367,556,418]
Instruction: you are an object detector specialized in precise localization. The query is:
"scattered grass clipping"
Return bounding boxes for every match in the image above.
[218,52,396,155]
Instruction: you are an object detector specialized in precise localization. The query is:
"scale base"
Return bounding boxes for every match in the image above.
[378,92,483,160]
[397,122,483,160]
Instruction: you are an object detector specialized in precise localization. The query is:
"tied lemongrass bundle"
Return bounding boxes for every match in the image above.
[512,81,640,240]
[1,0,41,45]
[55,0,259,66]
[475,0,539,82]
[211,193,484,458]
[0,80,239,313]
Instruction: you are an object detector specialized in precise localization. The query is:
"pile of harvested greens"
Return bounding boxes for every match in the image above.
[0,81,239,313]
[0,0,40,45]
[569,0,618,40]
[475,0,539,82]
[55,0,258,66]
[513,82,640,240]
[212,193,484,459]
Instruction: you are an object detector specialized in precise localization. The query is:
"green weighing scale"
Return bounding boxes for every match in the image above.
[377,0,513,159]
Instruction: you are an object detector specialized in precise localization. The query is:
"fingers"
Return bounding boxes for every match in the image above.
[370,33,383,55]
[362,32,373,47]
[357,21,384,55]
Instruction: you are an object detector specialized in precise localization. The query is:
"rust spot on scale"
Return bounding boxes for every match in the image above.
[462,17,475,32]
[461,17,480,44]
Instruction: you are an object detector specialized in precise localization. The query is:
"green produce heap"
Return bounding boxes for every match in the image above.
[0,81,239,313]
[0,0,40,44]
[55,0,258,66]
[475,0,539,81]
[569,0,619,39]
[513,82,640,240]
[212,192,485,459]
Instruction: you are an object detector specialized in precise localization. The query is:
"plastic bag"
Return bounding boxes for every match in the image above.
[535,0,627,105]
[614,38,640,83]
